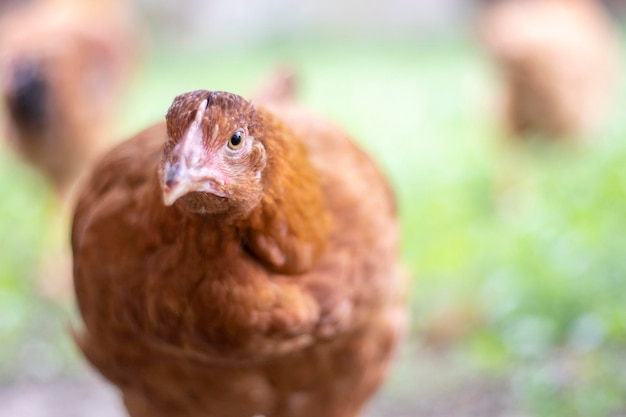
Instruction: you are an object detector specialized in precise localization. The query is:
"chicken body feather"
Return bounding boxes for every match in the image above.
[72,91,405,417]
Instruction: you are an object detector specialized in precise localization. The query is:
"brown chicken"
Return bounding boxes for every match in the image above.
[0,0,141,301]
[72,90,406,417]
[0,0,141,196]
[480,0,620,138]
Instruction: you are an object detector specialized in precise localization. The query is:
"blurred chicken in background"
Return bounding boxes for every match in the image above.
[0,0,142,196]
[0,0,143,301]
[480,0,620,139]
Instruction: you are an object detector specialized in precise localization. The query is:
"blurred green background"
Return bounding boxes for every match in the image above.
[1,2,626,416]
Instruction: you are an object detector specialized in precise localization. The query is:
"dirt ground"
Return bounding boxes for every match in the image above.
[0,345,529,417]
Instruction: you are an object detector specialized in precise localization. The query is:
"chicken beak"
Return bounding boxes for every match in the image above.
[162,162,229,206]
[162,163,191,206]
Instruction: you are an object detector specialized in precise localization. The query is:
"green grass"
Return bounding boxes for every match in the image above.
[1,35,626,415]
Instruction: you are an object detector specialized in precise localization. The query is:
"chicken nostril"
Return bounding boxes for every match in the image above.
[165,177,178,188]
[165,164,182,188]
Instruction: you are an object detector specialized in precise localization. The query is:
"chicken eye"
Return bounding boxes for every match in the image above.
[228,131,244,150]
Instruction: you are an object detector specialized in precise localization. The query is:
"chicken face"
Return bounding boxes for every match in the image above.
[160,90,267,216]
